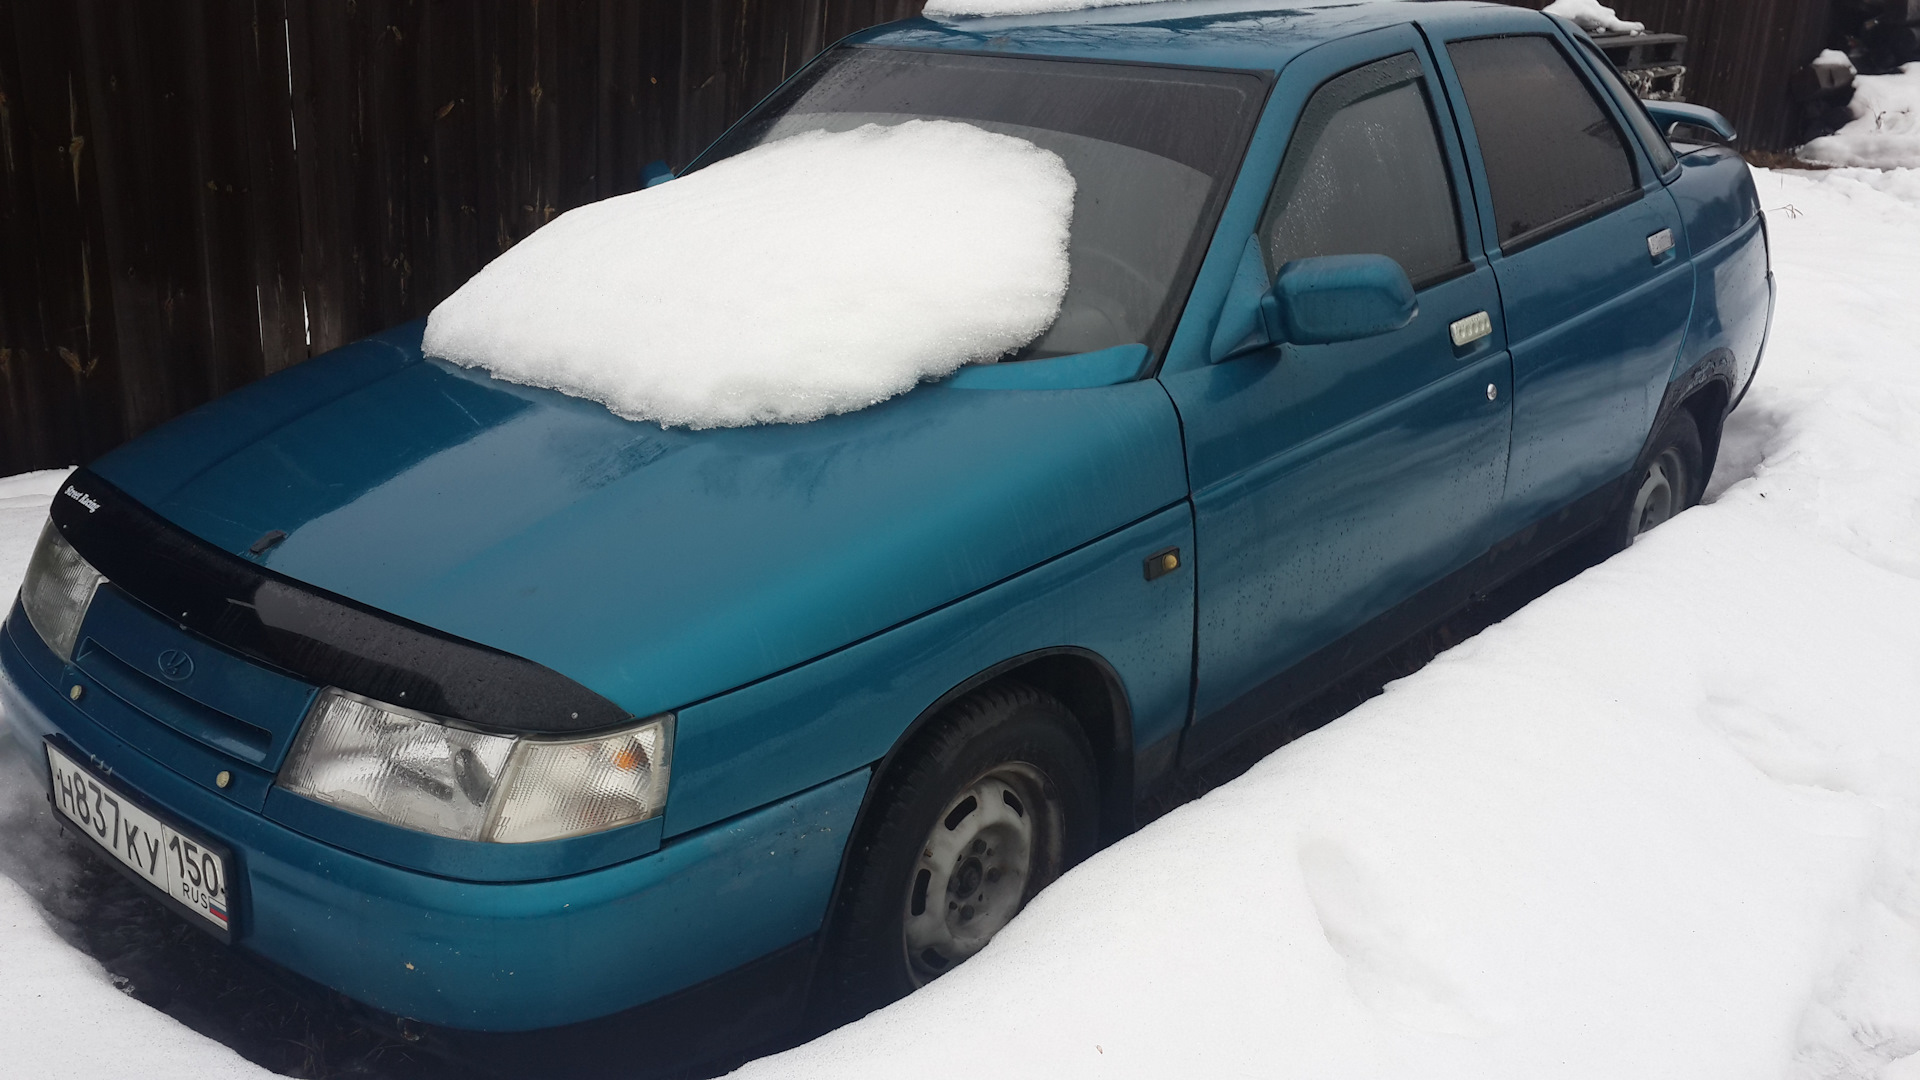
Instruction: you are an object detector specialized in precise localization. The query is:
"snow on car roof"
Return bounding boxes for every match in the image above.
[922,0,1393,18]
[1541,0,1644,34]
[423,120,1074,429]
[924,0,1168,15]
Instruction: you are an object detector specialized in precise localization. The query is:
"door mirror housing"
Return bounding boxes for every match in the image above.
[1642,101,1737,144]
[1262,254,1417,346]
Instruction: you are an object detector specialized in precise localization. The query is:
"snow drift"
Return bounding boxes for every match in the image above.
[423,120,1074,429]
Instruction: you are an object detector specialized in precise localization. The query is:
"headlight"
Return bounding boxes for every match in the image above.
[19,520,106,663]
[278,688,673,843]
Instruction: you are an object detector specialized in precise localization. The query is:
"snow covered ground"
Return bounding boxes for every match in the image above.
[2,160,1918,1077]
[1802,63,1920,171]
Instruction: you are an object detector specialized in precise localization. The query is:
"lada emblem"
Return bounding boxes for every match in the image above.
[157,649,194,682]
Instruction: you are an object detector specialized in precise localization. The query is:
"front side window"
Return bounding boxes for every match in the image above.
[1259,52,1468,290]
[1448,35,1639,247]
[696,48,1268,360]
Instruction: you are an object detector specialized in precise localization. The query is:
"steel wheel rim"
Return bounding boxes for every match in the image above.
[1629,448,1686,543]
[902,762,1055,986]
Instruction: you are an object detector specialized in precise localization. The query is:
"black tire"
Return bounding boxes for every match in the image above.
[817,682,1098,1021]
[1603,407,1705,551]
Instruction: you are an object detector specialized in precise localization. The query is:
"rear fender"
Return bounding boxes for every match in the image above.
[1666,145,1770,407]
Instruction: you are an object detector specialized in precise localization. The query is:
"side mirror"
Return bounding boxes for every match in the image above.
[1260,254,1417,347]
[641,160,675,188]
[1642,101,1737,144]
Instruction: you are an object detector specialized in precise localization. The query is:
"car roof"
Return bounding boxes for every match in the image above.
[854,1,1541,75]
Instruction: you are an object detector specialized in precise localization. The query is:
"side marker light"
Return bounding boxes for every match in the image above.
[1144,548,1181,581]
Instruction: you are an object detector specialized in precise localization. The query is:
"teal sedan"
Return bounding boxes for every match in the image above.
[1,1,1770,1069]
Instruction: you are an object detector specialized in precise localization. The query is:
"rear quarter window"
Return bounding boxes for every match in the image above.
[1448,34,1639,248]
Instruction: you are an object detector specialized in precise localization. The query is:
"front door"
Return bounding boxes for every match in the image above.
[1161,29,1514,764]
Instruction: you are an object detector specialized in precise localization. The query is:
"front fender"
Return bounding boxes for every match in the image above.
[663,503,1196,839]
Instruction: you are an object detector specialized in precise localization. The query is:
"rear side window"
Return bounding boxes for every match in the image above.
[1448,35,1638,247]
[1260,51,1467,289]
[1575,36,1680,175]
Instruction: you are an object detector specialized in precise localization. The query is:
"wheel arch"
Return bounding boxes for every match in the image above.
[1679,376,1732,483]
[863,647,1135,849]
[1654,346,1738,485]
[807,648,1135,1004]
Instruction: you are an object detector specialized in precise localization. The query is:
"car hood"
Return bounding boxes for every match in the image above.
[91,323,1187,719]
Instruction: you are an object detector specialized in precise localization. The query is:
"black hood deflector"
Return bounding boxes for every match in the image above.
[50,469,630,735]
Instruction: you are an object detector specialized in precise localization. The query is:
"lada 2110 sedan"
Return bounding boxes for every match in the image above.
[2,0,1770,1068]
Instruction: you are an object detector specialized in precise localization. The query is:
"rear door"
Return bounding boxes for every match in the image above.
[1423,14,1694,541]
[1161,27,1514,763]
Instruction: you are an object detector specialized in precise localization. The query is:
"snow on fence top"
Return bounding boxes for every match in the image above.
[423,120,1075,429]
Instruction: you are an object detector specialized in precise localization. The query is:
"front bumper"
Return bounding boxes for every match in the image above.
[1,605,866,1032]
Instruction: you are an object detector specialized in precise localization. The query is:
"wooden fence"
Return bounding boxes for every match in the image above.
[0,0,922,475]
[0,0,1831,475]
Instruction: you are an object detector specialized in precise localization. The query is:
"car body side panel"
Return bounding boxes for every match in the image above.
[1493,207,1693,513]
[1666,146,1772,396]
[665,502,1195,838]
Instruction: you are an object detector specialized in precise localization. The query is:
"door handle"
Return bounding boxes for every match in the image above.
[1647,228,1675,261]
[1449,311,1492,348]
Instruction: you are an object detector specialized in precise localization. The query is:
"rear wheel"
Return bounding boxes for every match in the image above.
[818,682,1097,1019]
[1606,408,1705,550]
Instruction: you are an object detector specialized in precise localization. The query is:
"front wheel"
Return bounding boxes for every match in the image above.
[818,682,1097,1019]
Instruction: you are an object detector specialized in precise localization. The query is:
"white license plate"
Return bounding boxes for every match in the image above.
[45,741,233,937]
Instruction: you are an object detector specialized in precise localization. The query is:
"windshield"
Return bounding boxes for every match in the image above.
[693,48,1268,361]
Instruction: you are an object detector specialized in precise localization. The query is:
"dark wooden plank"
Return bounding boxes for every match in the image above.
[0,0,100,471]
[4,0,124,470]
[234,0,307,378]
[286,0,361,354]
[420,0,481,305]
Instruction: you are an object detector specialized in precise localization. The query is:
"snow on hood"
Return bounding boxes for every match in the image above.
[1801,62,1920,170]
[1543,0,1644,34]
[423,120,1074,429]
